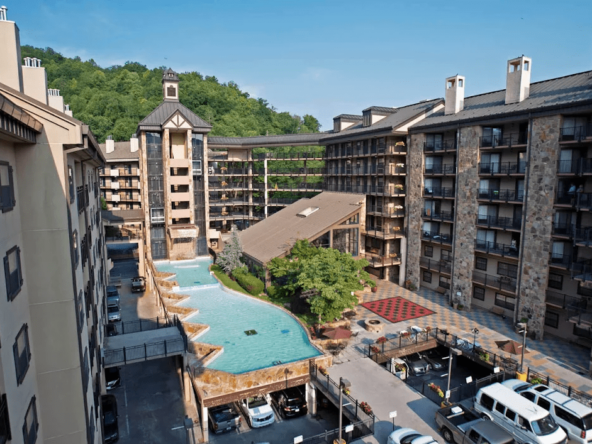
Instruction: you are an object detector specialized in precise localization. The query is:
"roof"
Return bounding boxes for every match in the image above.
[334,114,363,121]
[362,106,398,114]
[208,132,326,148]
[412,70,592,131]
[478,383,548,420]
[240,192,365,264]
[98,141,140,161]
[535,387,592,416]
[323,98,443,143]
[137,101,212,132]
[101,209,144,223]
[0,92,43,132]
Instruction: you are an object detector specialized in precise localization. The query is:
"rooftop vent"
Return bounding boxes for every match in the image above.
[0,6,7,21]
[297,206,319,218]
[48,88,60,96]
[23,57,41,68]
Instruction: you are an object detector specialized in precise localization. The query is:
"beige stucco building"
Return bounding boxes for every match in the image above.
[99,137,142,211]
[0,8,107,444]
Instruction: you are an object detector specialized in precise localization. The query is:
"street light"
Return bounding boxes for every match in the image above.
[444,348,462,403]
[472,328,479,352]
[338,377,351,444]
[518,323,527,373]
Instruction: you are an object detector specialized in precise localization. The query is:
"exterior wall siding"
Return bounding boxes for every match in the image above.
[406,133,425,289]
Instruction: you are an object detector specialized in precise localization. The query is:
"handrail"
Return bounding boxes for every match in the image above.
[474,239,519,258]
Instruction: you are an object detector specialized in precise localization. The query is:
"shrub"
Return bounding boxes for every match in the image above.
[235,271,264,296]
[376,336,388,344]
[267,285,278,298]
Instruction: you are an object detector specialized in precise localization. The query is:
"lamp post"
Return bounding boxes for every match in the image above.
[444,348,462,403]
[338,377,351,444]
[518,323,527,373]
[472,328,479,352]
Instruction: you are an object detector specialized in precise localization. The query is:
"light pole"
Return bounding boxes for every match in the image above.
[472,328,479,352]
[338,377,351,444]
[444,348,462,403]
[518,323,527,372]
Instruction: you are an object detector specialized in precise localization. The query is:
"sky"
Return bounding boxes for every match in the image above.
[10,0,592,130]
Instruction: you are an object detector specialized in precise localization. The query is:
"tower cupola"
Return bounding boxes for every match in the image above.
[162,68,179,102]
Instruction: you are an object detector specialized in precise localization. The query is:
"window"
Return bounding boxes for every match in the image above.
[441,250,451,261]
[439,276,451,289]
[497,262,518,278]
[13,324,31,385]
[554,405,580,428]
[424,245,433,257]
[0,393,11,443]
[476,257,488,271]
[522,392,536,402]
[151,208,165,224]
[537,397,551,411]
[0,161,16,212]
[68,166,75,203]
[519,416,532,432]
[72,230,79,268]
[473,287,485,301]
[495,293,515,311]
[4,246,23,301]
[545,311,559,329]
[495,402,506,414]
[505,408,516,421]
[480,394,494,411]
[423,271,432,284]
[192,160,202,175]
[22,396,38,444]
[548,273,563,290]
[468,430,481,443]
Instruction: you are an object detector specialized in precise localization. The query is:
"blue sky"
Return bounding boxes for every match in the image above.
[11,0,592,130]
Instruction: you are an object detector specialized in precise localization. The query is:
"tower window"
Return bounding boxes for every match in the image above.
[167,86,176,97]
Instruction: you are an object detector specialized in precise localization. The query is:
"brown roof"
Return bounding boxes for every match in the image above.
[98,141,140,161]
[240,192,365,264]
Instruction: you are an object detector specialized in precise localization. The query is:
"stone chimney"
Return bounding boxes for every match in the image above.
[106,135,115,154]
[47,88,64,112]
[22,57,48,104]
[445,75,465,115]
[130,134,139,153]
[505,55,531,105]
[162,68,179,102]
[64,104,73,117]
[0,6,24,92]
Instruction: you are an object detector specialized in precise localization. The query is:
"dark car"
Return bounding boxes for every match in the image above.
[208,404,241,434]
[404,353,432,375]
[106,323,118,337]
[421,349,446,371]
[271,387,307,418]
[106,286,119,298]
[102,395,119,443]
[105,367,121,390]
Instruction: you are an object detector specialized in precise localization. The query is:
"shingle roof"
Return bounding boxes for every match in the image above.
[137,101,212,132]
[412,70,592,130]
[240,192,365,264]
[101,209,144,223]
[98,141,140,161]
[208,132,326,148]
[362,106,398,114]
[334,114,363,120]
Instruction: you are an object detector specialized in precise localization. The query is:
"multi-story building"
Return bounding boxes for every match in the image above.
[0,8,107,444]
[406,56,592,343]
[99,137,142,211]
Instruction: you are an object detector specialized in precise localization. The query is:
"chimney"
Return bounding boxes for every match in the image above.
[0,6,24,92]
[47,88,64,112]
[162,68,180,101]
[505,55,531,104]
[64,104,73,117]
[130,134,139,153]
[22,57,48,104]
[445,75,465,115]
[106,135,115,154]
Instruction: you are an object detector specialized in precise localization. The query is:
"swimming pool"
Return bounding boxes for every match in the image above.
[155,258,321,374]
[155,257,217,287]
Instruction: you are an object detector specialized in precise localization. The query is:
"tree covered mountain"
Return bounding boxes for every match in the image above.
[21,46,321,143]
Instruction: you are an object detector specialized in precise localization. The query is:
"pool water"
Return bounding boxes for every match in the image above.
[155,258,321,374]
[155,257,217,287]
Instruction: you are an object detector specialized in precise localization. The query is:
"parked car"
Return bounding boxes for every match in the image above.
[107,304,121,323]
[102,394,119,443]
[106,323,119,336]
[501,378,533,394]
[404,353,432,375]
[105,367,121,390]
[107,285,120,299]
[422,349,446,371]
[388,427,439,444]
[239,396,275,428]
[271,386,307,418]
[208,404,241,434]
[131,276,146,293]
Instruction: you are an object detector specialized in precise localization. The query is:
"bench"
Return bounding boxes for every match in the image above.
[490,306,506,317]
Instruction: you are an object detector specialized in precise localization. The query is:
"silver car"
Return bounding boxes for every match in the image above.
[107,304,121,322]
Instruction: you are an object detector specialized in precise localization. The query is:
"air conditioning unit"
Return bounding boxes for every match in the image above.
[208,166,214,175]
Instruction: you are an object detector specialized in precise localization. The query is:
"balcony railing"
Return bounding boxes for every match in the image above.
[556,192,592,209]
[364,253,401,267]
[420,257,452,274]
[549,253,572,269]
[474,239,519,258]
[210,167,248,175]
[556,157,592,175]
[559,124,592,142]
[424,164,455,175]
[268,197,301,205]
[476,215,522,230]
[423,139,457,153]
[423,187,455,198]
[255,167,326,176]
[472,270,517,293]
[480,132,528,148]
[422,230,453,244]
[572,260,592,282]
[574,227,592,245]
[552,222,573,237]
[479,162,527,175]
[257,151,324,160]
[77,186,86,214]
[545,290,589,310]
[367,205,405,217]
[365,227,404,239]
[478,188,524,203]
[422,209,454,221]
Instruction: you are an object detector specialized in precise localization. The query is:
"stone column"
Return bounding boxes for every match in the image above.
[201,404,209,443]
[264,158,268,218]
[139,131,152,261]
[451,126,480,309]
[183,355,191,401]
[163,128,172,258]
[517,115,561,340]
[405,133,425,289]
[307,383,317,415]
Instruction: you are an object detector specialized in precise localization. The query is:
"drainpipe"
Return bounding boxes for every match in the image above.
[449,125,461,306]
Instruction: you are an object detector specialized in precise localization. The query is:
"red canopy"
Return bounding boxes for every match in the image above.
[322,327,352,340]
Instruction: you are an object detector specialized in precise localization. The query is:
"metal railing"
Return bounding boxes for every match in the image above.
[571,261,592,282]
[559,124,592,142]
[103,337,185,366]
[367,205,405,217]
[365,227,404,239]
[545,290,588,310]
[478,162,527,175]
[422,209,454,221]
[210,167,248,175]
[548,253,572,268]
[77,186,86,214]
[474,239,519,258]
[422,230,453,244]
[424,164,456,175]
[420,257,452,274]
[423,139,457,152]
[255,167,326,176]
[476,215,521,230]
[364,253,401,267]
[209,198,250,205]
[424,187,455,198]
[478,188,524,202]
[480,132,528,148]
[551,222,573,237]
[256,151,324,160]
[555,192,592,209]
[472,270,517,293]
[574,227,592,244]
[267,197,302,205]
[297,418,375,444]
[112,316,175,335]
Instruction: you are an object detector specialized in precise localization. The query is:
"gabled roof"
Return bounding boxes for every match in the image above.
[137,101,212,132]
[98,141,140,161]
[240,192,365,264]
[362,106,398,114]
[412,70,592,131]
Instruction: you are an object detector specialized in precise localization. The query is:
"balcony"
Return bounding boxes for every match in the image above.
[365,226,404,240]
[479,132,528,149]
[170,159,190,169]
[256,167,326,176]
[423,187,455,199]
[422,209,454,222]
[364,253,401,268]
[476,215,521,231]
[424,164,455,176]
[422,230,453,245]
[367,185,405,196]
[574,227,592,246]
[170,175,191,185]
[419,257,452,275]
[111,182,120,190]
[478,188,524,203]
[257,151,324,161]
[367,205,405,218]
[478,162,526,176]
[211,167,248,175]
[552,222,573,238]
[171,208,191,219]
[170,192,191,202]
[549,252,572,269]
[110,168,119,177]
[545,290,590,311]
[555,192,592,210]
[557,158,592,176]
[559,124,592,143]
[572,261,592,282]
[472,270,517,294]
[423,139,457,153]
[474,240,519,258]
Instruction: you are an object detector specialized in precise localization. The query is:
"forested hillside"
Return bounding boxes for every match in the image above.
[21,46,321,143]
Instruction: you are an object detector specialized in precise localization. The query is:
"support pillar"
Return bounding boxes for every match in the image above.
[264,158,268,218]
[308,383,317,415]
[201,405,209,443]
[183,355,191,402]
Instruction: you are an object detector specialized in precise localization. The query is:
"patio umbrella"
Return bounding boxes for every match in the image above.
[495,339,528,356]
[322,327,352,340]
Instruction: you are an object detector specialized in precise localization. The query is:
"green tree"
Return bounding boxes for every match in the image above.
[216,230,243,274]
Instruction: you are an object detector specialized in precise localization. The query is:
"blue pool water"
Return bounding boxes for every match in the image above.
[155,258,321,374]
[155,258,217,287]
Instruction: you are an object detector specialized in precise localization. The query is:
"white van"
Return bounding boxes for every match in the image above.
[475,383,567,444]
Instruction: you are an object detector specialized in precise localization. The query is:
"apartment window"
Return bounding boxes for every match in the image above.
[72,230,79,268]
[424,245,433,258]
[4,246,23,301]
[439,276,451,289]
[423,271,432,284]
[68,166,75,203]
[151,208,165,224]
[0,161,16,212]
[548,273,563,290]
[476,257,488,271]
[441,250,451,261]
[495,293,516,311]
[545,311,559,329]
[192,160,202,175]
[0,393,11,443]
[497,262,518,279]
[473,286,485,301]
[78,290,85,331]
[22,396,38,444]
[13,324,31,385]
